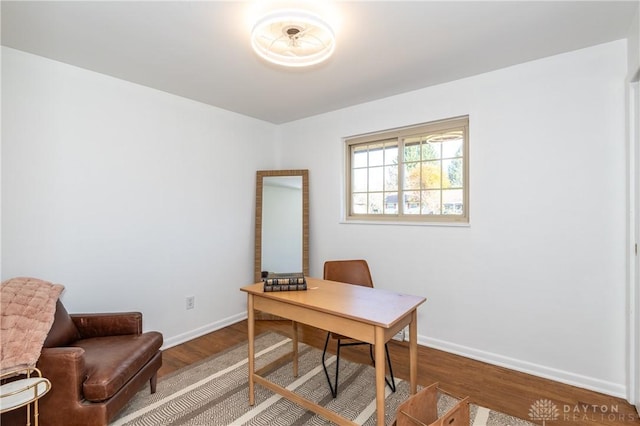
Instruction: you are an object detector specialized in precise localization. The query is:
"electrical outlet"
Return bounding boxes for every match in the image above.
[186,296,195,310]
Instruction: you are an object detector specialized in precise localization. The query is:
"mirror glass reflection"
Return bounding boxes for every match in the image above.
[261,176,302,273]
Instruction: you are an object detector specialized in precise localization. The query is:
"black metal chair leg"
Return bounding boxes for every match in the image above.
[384,343,396,392]
[324,334,395,398]
[368,344,396,392]
[321,333,338,398]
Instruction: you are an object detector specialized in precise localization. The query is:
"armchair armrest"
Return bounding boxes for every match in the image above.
[37,347,86,403]
[71,312,142,338]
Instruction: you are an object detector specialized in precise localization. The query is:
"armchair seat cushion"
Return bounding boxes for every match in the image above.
[72,331,163,402]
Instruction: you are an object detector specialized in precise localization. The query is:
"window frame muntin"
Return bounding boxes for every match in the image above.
[345,116,469,223]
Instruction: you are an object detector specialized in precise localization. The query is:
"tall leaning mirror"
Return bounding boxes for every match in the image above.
[255,170,309,282]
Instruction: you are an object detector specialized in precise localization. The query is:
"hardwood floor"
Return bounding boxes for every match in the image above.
[160,320,640,426]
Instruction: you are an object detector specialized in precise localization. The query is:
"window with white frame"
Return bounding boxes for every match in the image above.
[345,116,469,223]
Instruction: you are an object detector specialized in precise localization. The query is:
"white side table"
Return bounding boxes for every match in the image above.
[0,367,51,426]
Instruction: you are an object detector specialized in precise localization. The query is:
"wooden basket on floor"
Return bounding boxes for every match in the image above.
[393,383,469,426]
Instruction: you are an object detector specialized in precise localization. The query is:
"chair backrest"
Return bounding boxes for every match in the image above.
[323,259,374,288]
[43,300,81,347]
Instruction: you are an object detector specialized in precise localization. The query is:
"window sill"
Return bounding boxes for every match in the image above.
[340,219,470,227]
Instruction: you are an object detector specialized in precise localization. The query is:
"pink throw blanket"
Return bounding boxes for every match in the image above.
[1,277,64,374]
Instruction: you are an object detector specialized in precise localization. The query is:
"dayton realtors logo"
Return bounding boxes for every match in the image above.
[529,399,639,423]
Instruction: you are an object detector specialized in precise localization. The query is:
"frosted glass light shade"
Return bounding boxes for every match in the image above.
[251,10,335,67]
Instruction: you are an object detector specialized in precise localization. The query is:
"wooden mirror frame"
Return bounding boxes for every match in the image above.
[254,169,309,282]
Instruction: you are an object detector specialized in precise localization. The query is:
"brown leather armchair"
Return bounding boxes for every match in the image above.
[2,300,163,426]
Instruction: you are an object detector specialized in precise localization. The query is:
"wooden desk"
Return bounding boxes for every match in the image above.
[241,278,426,426]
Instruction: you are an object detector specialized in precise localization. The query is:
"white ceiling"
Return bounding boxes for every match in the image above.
[2,1,638,124]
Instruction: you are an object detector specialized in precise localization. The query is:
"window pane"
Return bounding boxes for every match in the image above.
[385,165,398,191]
[384,145,398,165]
[404,139,421,162]
[422,161,442,189]
[352,168,367,192]
[369,143,384,167]
[353,145,368,168]
[352,193,367,214]
[441,132,463,159]
[404,191,421,215]
[443,158,463,188]
[384,192,399,214]
[369,167,384,192]
[422,141,440,160]
[369,193,383,214]
[443,189,464,215]
[403,163,421,190]
[422,190,441,215]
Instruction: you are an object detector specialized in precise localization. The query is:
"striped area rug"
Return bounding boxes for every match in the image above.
[110,332,535,426]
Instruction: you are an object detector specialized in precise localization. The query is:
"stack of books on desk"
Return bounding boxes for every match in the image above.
[263,272,307,292]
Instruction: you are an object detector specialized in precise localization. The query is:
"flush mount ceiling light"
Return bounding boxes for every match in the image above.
[251,10,335,67]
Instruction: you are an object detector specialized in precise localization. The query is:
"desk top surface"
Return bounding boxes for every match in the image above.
[241,277,426,328]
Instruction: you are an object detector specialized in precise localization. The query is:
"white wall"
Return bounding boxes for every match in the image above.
[1,47,278,347]
[279,40,628,397]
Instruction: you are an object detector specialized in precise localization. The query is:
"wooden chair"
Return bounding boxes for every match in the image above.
[321,259,396,397]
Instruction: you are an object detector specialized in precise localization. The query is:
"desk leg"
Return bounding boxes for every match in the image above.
[374,326,385,426]
[409,309,418,395]
[248,294,255,406]
[292,321,299,377]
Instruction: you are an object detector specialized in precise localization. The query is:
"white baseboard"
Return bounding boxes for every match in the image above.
[419,335,626,399]
[161,312,247,350]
